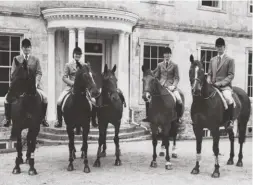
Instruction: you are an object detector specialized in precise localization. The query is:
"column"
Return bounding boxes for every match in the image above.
[47,29,56,121]
[68,28,76,62]
[78,28,85,62]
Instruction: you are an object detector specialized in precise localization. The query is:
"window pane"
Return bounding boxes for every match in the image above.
[85,43,102,53]
[248,64,252,75]
[250,5,252,13]
[0,36,9,51]
[144,45,150,58]
[213,51,218,57]
[11,52,20,65]
[0,83,9,97]
[249,52,252,65]
[205,62,210,73]
[158,58,163,63]
[0,68,10,81]
[158,46,166,58]
[202,0,218,7]
[206,51,212,61]
[151,46,157,58]
[151,59,157,70]
[11,37,20,51]
[0,52,10,66]
[143,59,150,69]
[201,50,205,61]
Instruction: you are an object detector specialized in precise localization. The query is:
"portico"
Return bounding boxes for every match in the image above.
[42,8,139,123]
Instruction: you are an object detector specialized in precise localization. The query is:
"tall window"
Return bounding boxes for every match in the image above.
[0,35,21,97]
[248,51,252,98]
[143,44,168,70]
[200,47,218,74]
[201,0,219,8]
[249,0,253,14]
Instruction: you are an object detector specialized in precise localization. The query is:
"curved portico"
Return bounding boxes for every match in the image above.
[42,8,139,122]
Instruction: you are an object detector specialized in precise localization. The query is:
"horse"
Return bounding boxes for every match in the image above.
[62,63,100,173]
[93,64,123,167]
[141,65,184,170]
[189,54,251,178]
[8,58,43,175]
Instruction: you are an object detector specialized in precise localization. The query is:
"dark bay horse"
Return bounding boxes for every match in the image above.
[9,58,43,175]
[189,55,251,178]
[62,63,100,173]
[142,65,184,170]
[93,64,123,167]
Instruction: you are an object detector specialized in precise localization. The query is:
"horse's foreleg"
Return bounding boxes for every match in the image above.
[66,126,75,171]
[93,121,105,168]
[83,123,90,173]
[191,125,203,175]
[172,122,178,158]
[101,123,108,158]
[211,129,220,178]
[28,132,38,176]
[114,121,121,166]
[26,131,32,164]
[237,122,246,167]
[227,129,235,165]
[164,125,172,170]
[150,124,158,168]
[12,132,22,174]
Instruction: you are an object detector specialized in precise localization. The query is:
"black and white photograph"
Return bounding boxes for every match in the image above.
[0,0,252,184]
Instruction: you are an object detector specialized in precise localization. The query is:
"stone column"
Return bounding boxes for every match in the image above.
[78,28,85,62]
[68,28,76,62]
[47,29,56,121]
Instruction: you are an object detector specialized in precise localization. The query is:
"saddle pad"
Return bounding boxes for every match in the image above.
[213,87,236,110]
[61,93,71,113]
[165,88,176,103]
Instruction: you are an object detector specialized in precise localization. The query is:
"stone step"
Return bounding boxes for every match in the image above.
[38,129,149,141]
[40,124,143,135]
[37,135,152,146]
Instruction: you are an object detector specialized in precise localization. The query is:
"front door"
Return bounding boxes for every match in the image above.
[85,41,104,89]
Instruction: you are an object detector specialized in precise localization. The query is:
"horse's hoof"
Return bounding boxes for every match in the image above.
[12,167,21,174]
[159,152,165,157]
[227,159,234,165]
[172,153,178,158]
[191,168,199,175]
[28,168,37,176]
[236,161,243,167]
[93,160,101,167]
[150,161,157,168]
[115,159,122,166]
[165,162,173,170]
[211,171,220,178]
[67,164,74,171]
[83,166,91,173]
[100,151,106,158]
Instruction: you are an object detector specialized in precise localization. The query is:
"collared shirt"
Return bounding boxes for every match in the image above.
[218,53,225,60]
[22,53,30,60]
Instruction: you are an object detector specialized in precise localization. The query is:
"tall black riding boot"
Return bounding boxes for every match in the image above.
[117,89,126,107]
[226,104,234,131]
[41,103,49,127]
[54,105,63,128]
[91,106,98,128]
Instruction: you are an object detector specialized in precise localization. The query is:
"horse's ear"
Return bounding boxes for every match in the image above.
[14,57,19,66]
[112,64,116,73]
[104,64,108,73]
[190,55,194,63]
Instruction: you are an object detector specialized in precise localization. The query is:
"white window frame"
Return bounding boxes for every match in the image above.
[139,38,174,105]
[246,47,253,101]
[198,0,226,13]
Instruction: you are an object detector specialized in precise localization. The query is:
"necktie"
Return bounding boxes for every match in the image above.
[166,62,168,68]
[25,54,28,61]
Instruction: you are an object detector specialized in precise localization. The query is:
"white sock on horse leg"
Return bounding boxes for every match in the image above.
[196,153,201,163]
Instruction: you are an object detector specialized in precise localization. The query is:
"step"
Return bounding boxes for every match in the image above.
[40,125,143,135]
[37,135,152,146]
[38,129,149,141]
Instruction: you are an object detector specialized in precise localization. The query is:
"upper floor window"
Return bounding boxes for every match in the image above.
[202,0,219,8]
[249,0,253,15]
[199,0,225,13]
[200,47,217,74]
[0,35,21,97]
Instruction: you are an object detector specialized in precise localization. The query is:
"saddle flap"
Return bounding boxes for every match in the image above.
[213,87,236,110]
[165,88,176,103]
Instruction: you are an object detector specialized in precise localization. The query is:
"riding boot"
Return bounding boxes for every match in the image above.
[41,103,49,127]
[91,106,98,128]
[1,103,11,127]
[117,89,126,107]
[142,102,149,122]
[225,104,234,131]
[54,105,63,128]
[176,103,183,123]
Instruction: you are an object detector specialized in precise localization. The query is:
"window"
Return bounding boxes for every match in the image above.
[201,0,219,8]
[200,47,218,74]
[143,44,168,70]
[247,51,252,97]
[249,0,253,14]
[0,35,21,97]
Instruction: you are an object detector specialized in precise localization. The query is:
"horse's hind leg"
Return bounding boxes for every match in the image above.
[191,126,203,175]
[12,131,22,174]
[227,129,235,165]
[82,122,91,173]
[164,124,172,170]
[236,120,247,167]
[150,124,158,168]
[26,131,32,164]
[114,121,121,166]
[211,129,220,178]
[66,126,75,171]
[28,130,38,176]
[172,122,178,158]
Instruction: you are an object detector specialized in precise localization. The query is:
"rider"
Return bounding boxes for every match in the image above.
[1,38,49,127]
[207,37,235,131]
[143,47,183,121]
